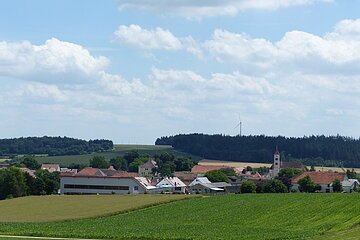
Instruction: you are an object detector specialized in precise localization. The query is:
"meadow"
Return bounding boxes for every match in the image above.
[0,194,360,239]
[33,144,201,166]
[0,195,193,222]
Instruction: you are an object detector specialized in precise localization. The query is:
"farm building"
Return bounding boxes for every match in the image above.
[291,172,348,193]
[60,167,150,195]
[342,179,360,193]
[189,181,231,194]
[156,177,187,193]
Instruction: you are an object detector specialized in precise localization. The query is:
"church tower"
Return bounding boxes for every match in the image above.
[272,146,281,177]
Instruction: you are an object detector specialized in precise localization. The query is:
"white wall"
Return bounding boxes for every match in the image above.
[60,177,145,194]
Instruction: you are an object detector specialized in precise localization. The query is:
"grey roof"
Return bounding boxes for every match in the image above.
[139,160,157,169]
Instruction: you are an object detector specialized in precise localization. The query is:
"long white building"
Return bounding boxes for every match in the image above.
[60,167,150,194]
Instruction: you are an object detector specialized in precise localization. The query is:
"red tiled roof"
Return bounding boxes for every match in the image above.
[77,168,106,176]
[191,165,230,173]
[292,172,346,185]
[112,171,139,177]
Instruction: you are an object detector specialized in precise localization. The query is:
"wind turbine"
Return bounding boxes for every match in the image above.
[234,115,242,137]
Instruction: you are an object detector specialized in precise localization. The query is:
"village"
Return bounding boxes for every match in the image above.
[54,148,360,195]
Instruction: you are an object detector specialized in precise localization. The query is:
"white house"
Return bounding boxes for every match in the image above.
[342,179,360,193]
[60,167,147,195]
[156,177,187,193]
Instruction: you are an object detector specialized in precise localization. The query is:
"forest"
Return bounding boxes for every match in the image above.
[156,134,360,167]
[0,136,113,156]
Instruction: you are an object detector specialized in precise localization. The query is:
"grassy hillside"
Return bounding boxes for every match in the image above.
[33,144,201,166]
[0,194,360,239]
[0,195,193,222]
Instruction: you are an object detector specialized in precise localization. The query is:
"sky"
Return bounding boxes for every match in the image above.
[0,0,360,144]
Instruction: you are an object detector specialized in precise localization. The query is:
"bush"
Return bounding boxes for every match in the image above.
[241,181,256,193]
[263,180,288,193]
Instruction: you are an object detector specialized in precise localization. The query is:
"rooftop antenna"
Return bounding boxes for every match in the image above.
[234,114,242,137]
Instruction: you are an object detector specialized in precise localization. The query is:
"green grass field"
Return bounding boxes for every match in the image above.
[0,195,193,222]
[33,144,201,167]
[0,194,360,239]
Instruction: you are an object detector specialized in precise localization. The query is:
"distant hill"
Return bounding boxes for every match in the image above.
[156,134,360,168]
[0,136,113,156]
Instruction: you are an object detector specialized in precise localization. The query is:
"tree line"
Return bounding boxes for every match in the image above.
[0,157,59,200]
[0,136,113,156]
[89,150,195,176]
[156,134,360,167]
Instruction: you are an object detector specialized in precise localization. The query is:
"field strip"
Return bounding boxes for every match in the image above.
[0,235,101,240]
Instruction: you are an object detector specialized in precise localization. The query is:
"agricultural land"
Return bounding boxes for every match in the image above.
[33,144,201,166]
[0,194,360,240]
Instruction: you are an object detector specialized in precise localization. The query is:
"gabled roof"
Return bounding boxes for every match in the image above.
[20,168,36,178]
[189,177,211,186]
[342,179,360,187]
[139,160,157,169]
[190,182,228,191]
[175,172,198,186]
[191,165,228,173]
[292,171,347,185]
[156,177,187,188]
[77,167,107,176]
[41,164,60,172]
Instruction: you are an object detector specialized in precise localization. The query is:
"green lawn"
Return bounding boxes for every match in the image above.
[0,195,193,222]
[33,144,201,166]
[0,194,360,239]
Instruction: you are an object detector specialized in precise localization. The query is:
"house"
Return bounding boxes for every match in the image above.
[41,164,60,173]
[156,177,187,193]
[138,159,157,177]
[20,167,36,178]
[291,171,348,192]
[189,181,231,194]
[60,167,147,195]
[342,179,360,193]
[175,172,198,186]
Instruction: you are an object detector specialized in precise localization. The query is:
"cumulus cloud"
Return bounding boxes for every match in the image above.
[114,25,182,50]
[118,0,331,18]
[0,38,109,83]
[204,19,360,76]
[113,25,203,57]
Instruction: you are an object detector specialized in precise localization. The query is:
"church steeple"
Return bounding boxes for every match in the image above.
[272,146,281,177]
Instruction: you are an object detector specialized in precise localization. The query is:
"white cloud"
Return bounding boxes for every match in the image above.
[0,38,109,83]
[113,25,203,57]
[16,83,68,102]
[114,25,182,50]
[118,0,331,18]
[204,19,360,75]
[99,71,150,96]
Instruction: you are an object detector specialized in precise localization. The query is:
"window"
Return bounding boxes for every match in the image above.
[175,187,181,191]
[134,186,139,191]
[64,184,129,191]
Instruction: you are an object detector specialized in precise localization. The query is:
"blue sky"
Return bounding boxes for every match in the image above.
[0,0,360,144]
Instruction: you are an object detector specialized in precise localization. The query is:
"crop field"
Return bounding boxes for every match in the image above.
[33,144,201,166]
[0,195,193,222]
[0,194,360,239]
